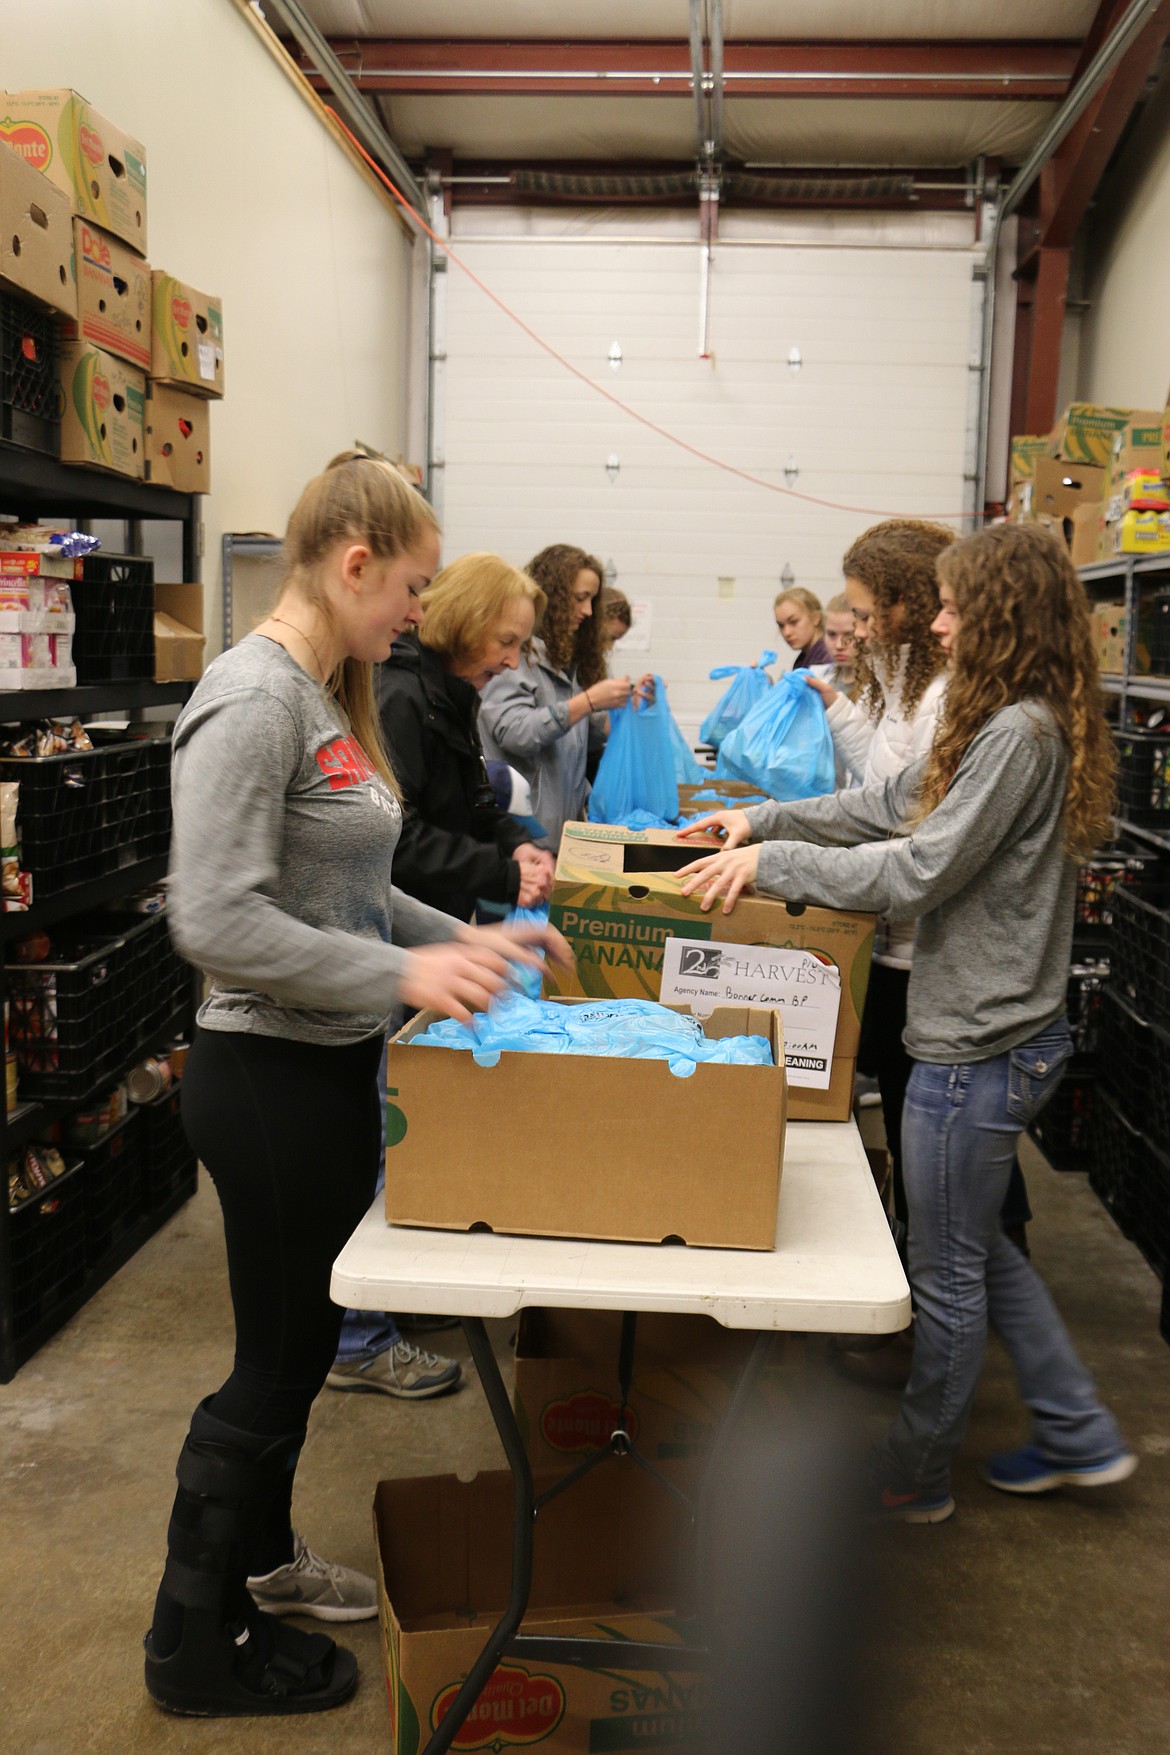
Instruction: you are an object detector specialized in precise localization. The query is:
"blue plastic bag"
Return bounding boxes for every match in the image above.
[588,677,681,826]
[715,668,835,801]
[668,704,709,786]
[699,650,776,750]
[502,903,549,999]
[411,992,772,1078]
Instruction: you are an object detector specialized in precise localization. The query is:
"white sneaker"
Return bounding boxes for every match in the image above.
[247,1533,377,1622]
[854,1074,882,1110]
[327,1338,462,1400]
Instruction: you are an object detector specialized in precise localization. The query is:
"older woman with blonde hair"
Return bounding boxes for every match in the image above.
[379,551,555,921]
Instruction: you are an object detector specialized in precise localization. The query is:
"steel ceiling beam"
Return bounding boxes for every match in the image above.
[292,38,1079,100]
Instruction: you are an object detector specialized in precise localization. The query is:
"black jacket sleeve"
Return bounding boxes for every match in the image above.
[381,684,522,912]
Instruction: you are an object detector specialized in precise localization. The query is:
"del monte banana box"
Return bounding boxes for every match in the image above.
[58,338,145,478]
[375,1463,710,1755]
[514,1308,801,1475]
[0,89,146,255]
[151,272,224,398]
[0,140,75,317]
[546,822,874,1121]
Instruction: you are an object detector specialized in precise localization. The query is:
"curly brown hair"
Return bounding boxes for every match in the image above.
[526,544,608,688]
[915,523,1116,859]
[842,520,954,722]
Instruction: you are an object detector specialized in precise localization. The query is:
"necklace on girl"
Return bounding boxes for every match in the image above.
[266,615,331,684]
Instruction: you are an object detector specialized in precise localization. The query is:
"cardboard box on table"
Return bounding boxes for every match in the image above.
[154,582,205,682]
[151,272,224,397]
[544,823,875,1121]
[0,140,75,316]
[385,1001,786,1249]
[514,1308,803,1473]
[677,777,771,815]
[0,89,147,255]
[64,218,150,369]
[145,384,210,493]
[375,1463,709,1755]
[57,338,145,477]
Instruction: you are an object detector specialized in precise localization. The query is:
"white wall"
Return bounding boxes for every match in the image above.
[440,206,979,733]
[1077,66,1170,411]
[1,0,417,650]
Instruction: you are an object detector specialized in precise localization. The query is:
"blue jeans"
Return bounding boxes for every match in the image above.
[333,1038,399,1365]
[879,1018,1124,1495]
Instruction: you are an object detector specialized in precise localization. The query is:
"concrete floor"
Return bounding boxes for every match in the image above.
[1,1130,1168,1755]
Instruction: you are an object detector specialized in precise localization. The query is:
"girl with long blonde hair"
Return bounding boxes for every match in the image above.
[678,522,1132,1522]
[146,455,567,1717]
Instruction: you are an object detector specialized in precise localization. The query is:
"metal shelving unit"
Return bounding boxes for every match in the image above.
[1080,550,1170,726]
[0,447,202,1381]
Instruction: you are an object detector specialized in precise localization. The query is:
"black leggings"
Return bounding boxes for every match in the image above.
[181,1027,383,1439]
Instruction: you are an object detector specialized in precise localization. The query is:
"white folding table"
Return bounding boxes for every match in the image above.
[332,1118,909,1754]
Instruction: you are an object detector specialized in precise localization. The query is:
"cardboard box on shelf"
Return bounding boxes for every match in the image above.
[64,218,150,369]
[0,140,75,316]
[0,628,76,690]
[1009,434,1050,485]
[154,582,205,682]
[514,1309,802,1473]
[1110,509,1170,555]
[1093,601,1129,674]
[1049,405,1161,468]
[1108,418,1164,486]
[0,89,146,254]
[151,272,224,397]
[145,384,210,493]
[1070,503,1107,569]
[385,1001,787,1249]
[1031,458,1106,523]
[544,822,874,1121]
[375,1463,707,1755]
[57,338,145,478]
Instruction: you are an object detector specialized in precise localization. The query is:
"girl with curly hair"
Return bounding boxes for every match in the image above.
[480,544,648,846]
[678,523,1134,1522]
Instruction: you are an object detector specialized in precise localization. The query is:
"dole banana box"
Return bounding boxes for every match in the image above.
[145,384,210,493]
[0,90,146,255]
[545,823,874,1121]
[0,139,75,316]
[58,338,145,478]
[151,272,224,398]
[64,218,150,370]
[514,1308,803,1474]
[375,1463,712,1755]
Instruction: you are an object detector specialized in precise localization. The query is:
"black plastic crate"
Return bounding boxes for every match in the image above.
[1029,1071,1097,1172]
[1098,985,1170,1146]
[147,739,172,856]
[1111,888,1170,1028]
[1074,840,1162,940]
[70,553,154,684]
[1089,1091,1139,1237]
[1115,728,1170,829]
[81,1111,144,1268]
[1130,1130,1170,1280]
[5,929,125,1097]
[0,288,62,454]
[6,1160,87,1341]
[1144,592,1170,679]
[0,738,169,899]
[105,911,189,1042]
[140,1086,196,1212]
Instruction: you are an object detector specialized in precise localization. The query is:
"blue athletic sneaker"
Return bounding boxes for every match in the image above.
[982,1444,1138,1495]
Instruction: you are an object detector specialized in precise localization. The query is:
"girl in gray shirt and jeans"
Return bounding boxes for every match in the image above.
[679,522,1135,1524]
[144,455,566,1717]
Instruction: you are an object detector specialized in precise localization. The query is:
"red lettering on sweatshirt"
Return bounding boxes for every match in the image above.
[316,735,376,791]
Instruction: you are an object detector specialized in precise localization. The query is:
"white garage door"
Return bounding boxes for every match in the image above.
[439,206,981,734]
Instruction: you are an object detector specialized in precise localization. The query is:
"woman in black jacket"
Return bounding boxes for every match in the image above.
[378,552,555,921]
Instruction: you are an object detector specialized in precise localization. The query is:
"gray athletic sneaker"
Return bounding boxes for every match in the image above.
[247,1533,377,1621]
[326,1338,462,1400]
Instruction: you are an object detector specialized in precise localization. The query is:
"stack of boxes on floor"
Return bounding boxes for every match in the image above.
[0,88,218,683]
[371,820,878,1753]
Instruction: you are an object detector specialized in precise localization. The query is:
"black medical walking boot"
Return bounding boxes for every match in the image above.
[143,1398,357,1716]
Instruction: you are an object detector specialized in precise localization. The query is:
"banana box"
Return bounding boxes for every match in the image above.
[58,338,145,478]
[151,272,224,399]
[0,89,146,255]
[64,218,151,370]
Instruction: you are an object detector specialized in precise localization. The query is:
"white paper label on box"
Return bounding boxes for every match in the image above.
[197,341,216,382]
[659,937,842,1088]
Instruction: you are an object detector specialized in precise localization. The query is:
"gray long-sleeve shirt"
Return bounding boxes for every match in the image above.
[168,635,459,1046]
[743,701,1076,1064]
[479,637,589,851]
